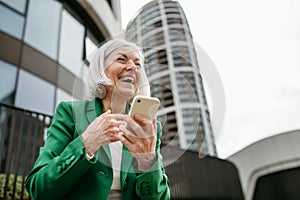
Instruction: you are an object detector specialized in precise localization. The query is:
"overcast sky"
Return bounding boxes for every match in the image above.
[120,0,300,158]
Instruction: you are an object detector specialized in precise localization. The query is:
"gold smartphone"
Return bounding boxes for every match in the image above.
[128,95,160,120]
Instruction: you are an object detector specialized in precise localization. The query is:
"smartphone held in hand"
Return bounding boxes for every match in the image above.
[128,95,160,120]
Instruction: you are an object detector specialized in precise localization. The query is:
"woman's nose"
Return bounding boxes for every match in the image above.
[126,60,137,71]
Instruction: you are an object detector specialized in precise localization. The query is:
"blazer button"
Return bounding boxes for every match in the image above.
[57,166,62,173]
[61,162,66,170]
[70,155,75,161]
[98,170,106,175]
[66,159,71,165]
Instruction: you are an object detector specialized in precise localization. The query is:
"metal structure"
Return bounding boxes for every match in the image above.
[0,103,52,200]
[162,146,244,199]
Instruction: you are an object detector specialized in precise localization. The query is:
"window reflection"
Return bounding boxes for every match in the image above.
[59,9,84,77]
[56,88,73,107]
[176,72,199,103]
[85,36,97,62]
[0,60,17,105]
[0,4,24,39]
[15,70,55,115]
[24,0,61,59]
[0,0,27,13]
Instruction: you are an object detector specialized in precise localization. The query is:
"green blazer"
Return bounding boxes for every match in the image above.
[25,98,170,200]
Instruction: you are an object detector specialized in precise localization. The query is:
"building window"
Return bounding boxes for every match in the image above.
[0,60,17,105]
[176,72,199,103]
[172,45,191,67]
[151,76,174,107]
[15,70,55,115]
[159,111,178,143]
[59,9,85,77]
[55,88,73,107]
[0,0,27,13]
[24,0,61,59]
[0,4,25,39]
[167,17,182,25]
[85,36,97,61]
[185,133,196,140]
[145,49,168,76]
[142,30,165,47]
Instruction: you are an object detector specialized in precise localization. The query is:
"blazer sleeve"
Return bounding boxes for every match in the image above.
[135,122,171,199]
[24,101,96,200]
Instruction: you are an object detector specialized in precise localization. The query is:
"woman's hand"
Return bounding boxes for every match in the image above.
[117,114,157,171]
[81,110,125,156]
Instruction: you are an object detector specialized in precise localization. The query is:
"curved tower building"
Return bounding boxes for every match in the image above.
[125,0,217,156]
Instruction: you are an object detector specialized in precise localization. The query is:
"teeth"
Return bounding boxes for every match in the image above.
[120,76,135,84]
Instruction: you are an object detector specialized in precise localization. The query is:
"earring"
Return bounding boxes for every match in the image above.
[95,83,107,99]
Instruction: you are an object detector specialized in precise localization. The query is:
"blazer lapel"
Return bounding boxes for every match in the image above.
[121,145,134,185]
[85,98,134,184]
[85,98,101,124]
[85,98,111,162]
[121,103,134,185]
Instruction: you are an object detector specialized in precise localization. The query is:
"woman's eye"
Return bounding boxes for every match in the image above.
[135,63,141,68]
[117,57,125,61]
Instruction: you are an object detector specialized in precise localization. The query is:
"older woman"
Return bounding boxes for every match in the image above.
[25,39,170,200]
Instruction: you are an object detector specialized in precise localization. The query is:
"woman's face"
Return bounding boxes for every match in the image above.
[104,45,142,99]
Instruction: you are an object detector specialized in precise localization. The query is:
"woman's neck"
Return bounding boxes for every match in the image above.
[102,94,128,114]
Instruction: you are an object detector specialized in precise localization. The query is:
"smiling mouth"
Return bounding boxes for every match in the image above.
[119,76,135,84]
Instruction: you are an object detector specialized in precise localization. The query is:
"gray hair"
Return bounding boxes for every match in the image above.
[86,38,150,99]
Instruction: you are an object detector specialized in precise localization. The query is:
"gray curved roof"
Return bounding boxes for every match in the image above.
[228,129,300,199]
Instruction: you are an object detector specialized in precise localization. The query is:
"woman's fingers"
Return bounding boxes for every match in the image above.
[82,112,127,151]
[119,114,156,138]
[83,112,157,155]
[114,114,158,170]
[133,114,152,126]
[118,125,156,151]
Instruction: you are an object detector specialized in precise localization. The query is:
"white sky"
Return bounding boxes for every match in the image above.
[120,0,300,158]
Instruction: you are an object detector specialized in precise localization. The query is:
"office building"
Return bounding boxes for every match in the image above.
[125,0,217,156]
[0,0,122,115]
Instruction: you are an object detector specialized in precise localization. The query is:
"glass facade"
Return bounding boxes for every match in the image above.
[59,10,85,76]
[0,0,111,115]
[56,88,73,108]
[0,60,17,105]
[151,75,174,107]
[15,70,55,115]
[24,0,61,59]
[0,0,27,13]
[176,72,199,103]
[145,49,168,75]
[142,30,165,47]
[0,4,24,39]
[85,36,97,61]
[158,111,178,146]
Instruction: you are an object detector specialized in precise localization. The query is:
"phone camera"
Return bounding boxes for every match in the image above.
[137,99,141,103]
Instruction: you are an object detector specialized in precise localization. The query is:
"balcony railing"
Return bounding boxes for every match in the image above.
[0,103,52,200]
